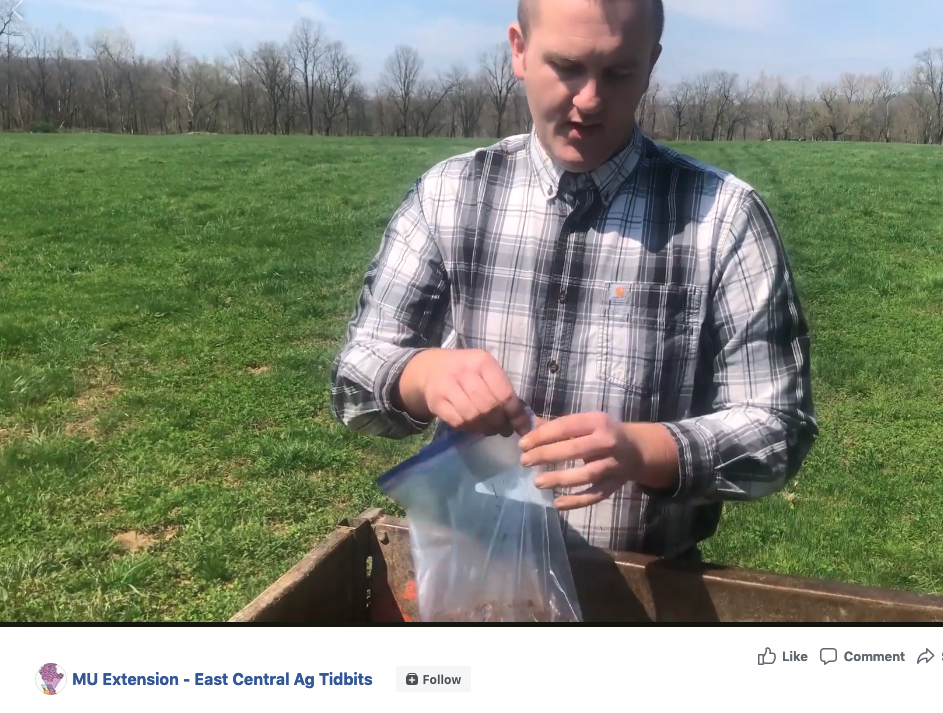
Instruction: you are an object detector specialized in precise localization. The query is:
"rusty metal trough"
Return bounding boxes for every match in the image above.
[230,508,943,623]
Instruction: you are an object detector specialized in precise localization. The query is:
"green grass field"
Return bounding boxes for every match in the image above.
[2,134,942,621]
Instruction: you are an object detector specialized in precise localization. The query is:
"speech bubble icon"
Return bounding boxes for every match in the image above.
[820,648,838,665]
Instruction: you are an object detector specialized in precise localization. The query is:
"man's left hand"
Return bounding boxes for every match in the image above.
[518,413,681,511]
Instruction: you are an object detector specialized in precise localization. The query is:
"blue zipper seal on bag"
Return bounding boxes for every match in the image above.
[376,403,538,493]
[376,429,481,493]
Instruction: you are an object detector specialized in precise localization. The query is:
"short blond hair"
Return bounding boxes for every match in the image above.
[517,0,664,43]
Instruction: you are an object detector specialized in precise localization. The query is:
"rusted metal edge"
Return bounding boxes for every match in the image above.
[608,549,943,614]
[340,507,383,529]
[229,521,371,623]
[373,514,943,617]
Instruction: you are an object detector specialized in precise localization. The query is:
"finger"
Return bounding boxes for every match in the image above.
[478,362,530,435]
[508,404,534,437]
[458,372,510,435]
[515,415,546,439]
[518,413,600,451]
[522,435,619,469]
[553,477,623,511]
[433,399,467,431]
[437,387,481,431]
[533,458,619,490]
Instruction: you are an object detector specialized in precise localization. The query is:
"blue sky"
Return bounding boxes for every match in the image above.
[20,0,943,85]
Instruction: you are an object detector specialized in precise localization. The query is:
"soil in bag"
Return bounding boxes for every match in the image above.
[378,423,582,623]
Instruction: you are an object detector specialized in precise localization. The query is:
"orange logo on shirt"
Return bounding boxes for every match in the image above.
[614,286,626,299]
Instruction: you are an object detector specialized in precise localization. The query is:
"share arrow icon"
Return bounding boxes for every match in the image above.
[917,649,934,664]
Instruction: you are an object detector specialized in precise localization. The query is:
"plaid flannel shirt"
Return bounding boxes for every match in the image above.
[331,126,818,558]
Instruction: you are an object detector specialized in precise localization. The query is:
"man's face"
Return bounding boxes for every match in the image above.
[510,0,662,173]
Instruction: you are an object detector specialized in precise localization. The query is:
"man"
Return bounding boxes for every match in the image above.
[331,0,818,559]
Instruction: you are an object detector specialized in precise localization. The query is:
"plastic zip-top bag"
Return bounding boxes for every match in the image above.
[377,411,582,623]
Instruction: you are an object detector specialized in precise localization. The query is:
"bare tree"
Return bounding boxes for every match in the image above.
[163,41,188,132]
[839,72,871,140]
[445,65,485,138]
[638,76,660,134]
[343,80,368,135]
[914,48,943,143]
[726,80,754,141]
[708,71,737,141]
[88,30,119,132]
[25,29,54,122]
[773,78,795,140]
[372,81,388,135]
[755,73,778,140]
[290,18,326,135]
[89,28,145,133]
[1,0,25,129]
[873,69,900,142]
[224,47,259,134]
[250,41,291,133]
[411,73,456,137]
[795,76,814,140]
[508,80,531,134]
[53,29,80,129]
[690,73,712,139]
[480,43,517,137]
[667,80,691,140]
[443,65,461,137]
[0,0,21,41]
[164,46,224,133]
[317,40,357,135]
[909,64,937,144]
[817,83,845,141]
[126,44,151,133]
[382,45,422,136]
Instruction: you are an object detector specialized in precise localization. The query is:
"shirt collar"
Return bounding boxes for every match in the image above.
[527,124,644,206]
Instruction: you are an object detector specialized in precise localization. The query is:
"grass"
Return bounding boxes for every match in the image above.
[1,134,942,620]
[685,141,943,593]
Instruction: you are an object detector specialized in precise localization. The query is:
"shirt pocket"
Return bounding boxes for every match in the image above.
[596,283,703,398]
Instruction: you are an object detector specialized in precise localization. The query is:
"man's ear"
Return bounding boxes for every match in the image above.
[509,23,526,79]
[649,43,663,75]
[643,43,662,93]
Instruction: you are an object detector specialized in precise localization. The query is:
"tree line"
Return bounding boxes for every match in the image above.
[2,2,943,143]
[641,53,943,144]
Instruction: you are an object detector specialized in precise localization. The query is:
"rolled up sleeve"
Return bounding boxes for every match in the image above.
[330,179,450,439]
[650,189,818,503]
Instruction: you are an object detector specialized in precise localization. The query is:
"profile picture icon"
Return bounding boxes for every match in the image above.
[36,664,67,695]
[406,673,418,686]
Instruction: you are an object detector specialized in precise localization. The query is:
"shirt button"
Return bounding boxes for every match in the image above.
[558,289,568,304]
[548,360,559,374]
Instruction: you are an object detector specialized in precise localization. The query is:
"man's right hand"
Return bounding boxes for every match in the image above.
[393,349,533,438]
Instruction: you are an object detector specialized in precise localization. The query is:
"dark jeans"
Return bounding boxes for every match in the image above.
[561,519,703,562]
[673,546,702,563]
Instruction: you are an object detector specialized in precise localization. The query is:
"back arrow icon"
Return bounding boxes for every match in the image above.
[917,649,934,664]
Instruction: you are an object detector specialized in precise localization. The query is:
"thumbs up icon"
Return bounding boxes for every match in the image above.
[758,648,777,665]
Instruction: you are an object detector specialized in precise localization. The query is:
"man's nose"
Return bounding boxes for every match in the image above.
[572,78,603,115]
